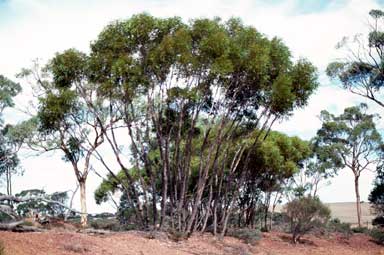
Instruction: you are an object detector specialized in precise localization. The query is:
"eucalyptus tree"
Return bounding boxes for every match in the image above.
[0,75,21,114]
[14,51,107,227]
[315,103,383,227]
[15,189,69,218]
[327,9,384,108]
[83,14,318,234]
[369,166,384,222]
[293,138,344,198]
[0,135,20,197]
[17,14,317,234]
[237,131,311,231]
[0,75,22,197]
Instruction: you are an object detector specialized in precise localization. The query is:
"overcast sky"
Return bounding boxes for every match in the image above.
[1,0,384,213]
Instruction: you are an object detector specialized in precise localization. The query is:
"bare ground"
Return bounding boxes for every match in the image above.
[1,229,383,255]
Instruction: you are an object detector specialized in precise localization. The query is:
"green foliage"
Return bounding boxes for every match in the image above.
[370,227,384,245]
[0,75,21,114]
[0,211,12,222]
[89,13,317,118]
[16,189,46,216]
[94,170,129,205]
[15,189,69,217]
[326,9,384,108]
[21,13,318,233]
[369,168,384,217]
[48,49,87,89]
[0,75,22,192]
[315,104,382,226]
[243,131,311,192]
[373,216,384,227]
[89,218,122,231]
[315,103,382,175]
[327,218,352,238]
[37,89,79,133]
[285,196,331,243]
[351,226,369,234]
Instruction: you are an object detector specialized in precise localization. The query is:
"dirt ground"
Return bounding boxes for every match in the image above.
[1,229,383,255]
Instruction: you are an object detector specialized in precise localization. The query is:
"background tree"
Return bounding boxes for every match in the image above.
[15,189,69,218]
[14,51,106,227]
[369,161,384,227]
[0,75,22,199]
[327,9,384,108]
[315,103,383,227]
[293,138,344,198]
[369,165,384,245]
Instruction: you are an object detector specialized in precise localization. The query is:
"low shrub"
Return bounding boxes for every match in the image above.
[90,218,121,231]
[351,226,369,234]
[370,228,384,245]
[285,196,331,243]
[327,218,352,238]
[227,228,261,245]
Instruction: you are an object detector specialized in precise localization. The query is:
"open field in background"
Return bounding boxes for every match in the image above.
[274,202,375,227]
[327,202,375,227]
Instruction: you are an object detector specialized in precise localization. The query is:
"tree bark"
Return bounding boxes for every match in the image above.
[354,175,362,227]
[79,180,87,227]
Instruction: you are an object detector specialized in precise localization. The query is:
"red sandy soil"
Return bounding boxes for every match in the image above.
[0,230,383,255]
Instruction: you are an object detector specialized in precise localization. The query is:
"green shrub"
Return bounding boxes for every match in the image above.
[0,212,12,223]
[373,216,384,227]
[227,228,261,245]
[285,196,331,243]
[90,218,121,231]
[352,226,369,234]
[327,218,352,238]
[370,228,384,244]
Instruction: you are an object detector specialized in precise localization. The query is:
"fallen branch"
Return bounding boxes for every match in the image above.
[0,195,82,214]
[0,220,43,232]
[0,204,17,219]
[78,228,112,235]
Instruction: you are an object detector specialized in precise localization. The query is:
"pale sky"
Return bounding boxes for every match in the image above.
[0,0,384,213]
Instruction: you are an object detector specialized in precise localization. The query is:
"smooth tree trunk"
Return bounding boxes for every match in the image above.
[354,175,362,227]
[79,180,87,227]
